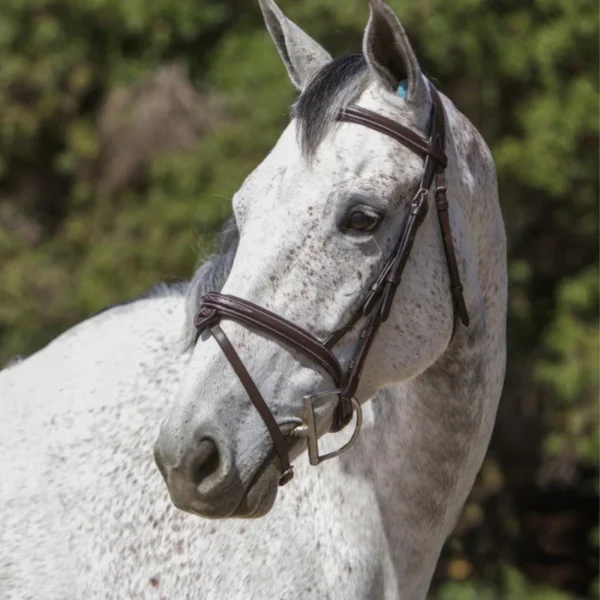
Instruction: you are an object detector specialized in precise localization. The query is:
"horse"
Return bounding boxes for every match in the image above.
[1,1,506,598]
[155,0,507,597]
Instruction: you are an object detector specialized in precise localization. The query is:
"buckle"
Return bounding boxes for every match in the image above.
[435,185,449,210]
[291,390,363,466]
[410,188,429,223]
[411,188,428,214]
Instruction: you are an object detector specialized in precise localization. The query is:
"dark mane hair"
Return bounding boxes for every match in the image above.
[184,217,238,347]
[291,53,370,156]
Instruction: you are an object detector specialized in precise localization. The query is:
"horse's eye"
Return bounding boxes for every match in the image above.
[345,210,381,233]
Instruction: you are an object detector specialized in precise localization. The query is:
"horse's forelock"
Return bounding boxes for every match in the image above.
[292,53,370,157]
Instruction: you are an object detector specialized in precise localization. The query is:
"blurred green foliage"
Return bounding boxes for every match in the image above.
[432,566,576,600]
[0,0,597,596]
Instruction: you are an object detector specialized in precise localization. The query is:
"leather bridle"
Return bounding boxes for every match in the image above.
[194,81,469,486]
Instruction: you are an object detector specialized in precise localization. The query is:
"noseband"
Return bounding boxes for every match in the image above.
[194,82,469,486]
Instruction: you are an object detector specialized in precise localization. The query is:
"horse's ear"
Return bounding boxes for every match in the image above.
[362,0,428,104]
[259,0,332,91]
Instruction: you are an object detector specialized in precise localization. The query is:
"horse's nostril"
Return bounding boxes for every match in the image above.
[192,439,221,488]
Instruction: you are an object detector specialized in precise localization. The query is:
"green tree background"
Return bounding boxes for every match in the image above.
[0,0,597,596]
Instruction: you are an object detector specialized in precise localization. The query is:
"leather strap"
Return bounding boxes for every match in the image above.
[196,293,343,386]
[429,84,469,331]
[435,172,470,330]
[361,187,429,318]
[337,105,447,167]
[208,324,294,485]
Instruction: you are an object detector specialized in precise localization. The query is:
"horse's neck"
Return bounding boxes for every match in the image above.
[0,293,191,434]
[343,318,505,598]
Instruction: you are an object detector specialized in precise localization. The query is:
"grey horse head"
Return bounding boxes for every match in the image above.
[154,0,506,520]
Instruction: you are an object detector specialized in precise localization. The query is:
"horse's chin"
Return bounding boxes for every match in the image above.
[231,461,280,518]
[170,461,281,520]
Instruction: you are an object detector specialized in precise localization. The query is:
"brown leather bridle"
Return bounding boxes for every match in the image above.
[194,82,469,486]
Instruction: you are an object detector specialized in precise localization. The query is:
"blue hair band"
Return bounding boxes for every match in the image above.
[397,79,408,98]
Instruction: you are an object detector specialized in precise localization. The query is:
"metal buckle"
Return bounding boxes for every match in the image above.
[411,187,428,212]
[410,188,429,224]
[292,390,363,466]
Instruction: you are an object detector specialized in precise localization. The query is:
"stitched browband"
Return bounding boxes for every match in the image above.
[195,81,469,485]
[337,105,448,167]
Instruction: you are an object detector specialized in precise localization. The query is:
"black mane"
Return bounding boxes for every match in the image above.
[292,53,370,156]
